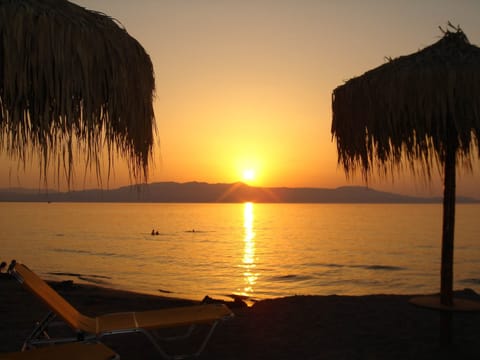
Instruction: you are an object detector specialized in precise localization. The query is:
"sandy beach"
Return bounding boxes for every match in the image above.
[1,274,480,359]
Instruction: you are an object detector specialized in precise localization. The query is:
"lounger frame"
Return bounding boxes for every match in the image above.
[21,310,221,360]
[10,263,233,360]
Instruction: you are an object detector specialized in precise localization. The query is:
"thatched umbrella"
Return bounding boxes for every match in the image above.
[0,0,155,186]
[331,25,480,312]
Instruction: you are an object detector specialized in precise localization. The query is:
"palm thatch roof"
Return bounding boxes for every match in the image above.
[331,26,480,180]
[0,0,155,185]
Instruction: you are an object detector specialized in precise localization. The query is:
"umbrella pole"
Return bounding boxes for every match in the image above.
[440,145,456,305]
[440,140,456,344]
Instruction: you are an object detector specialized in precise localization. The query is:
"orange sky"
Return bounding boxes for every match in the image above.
[1,0,480,198]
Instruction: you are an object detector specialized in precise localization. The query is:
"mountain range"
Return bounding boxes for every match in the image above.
[0,181,478,203]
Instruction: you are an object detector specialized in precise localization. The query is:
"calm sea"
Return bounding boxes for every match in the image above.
[1,202,479,301]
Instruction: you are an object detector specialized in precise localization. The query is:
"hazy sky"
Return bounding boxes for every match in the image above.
[1,0,480,198]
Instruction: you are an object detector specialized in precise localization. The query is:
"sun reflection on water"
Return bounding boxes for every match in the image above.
[242,202,257,297]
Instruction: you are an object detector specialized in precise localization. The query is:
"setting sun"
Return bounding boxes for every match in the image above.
[242,169,256,182]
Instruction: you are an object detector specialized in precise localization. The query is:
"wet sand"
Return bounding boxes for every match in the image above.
[1,274,480,359]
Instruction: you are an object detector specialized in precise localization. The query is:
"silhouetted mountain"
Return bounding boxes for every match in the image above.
[0,182,478,203]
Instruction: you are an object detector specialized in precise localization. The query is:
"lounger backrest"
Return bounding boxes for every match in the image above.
[13,263,89,331]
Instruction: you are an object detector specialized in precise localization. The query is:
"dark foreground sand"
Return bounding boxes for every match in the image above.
[1,274,480,359]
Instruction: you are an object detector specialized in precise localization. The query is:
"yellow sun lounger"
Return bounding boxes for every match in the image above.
[0,342,119,360]
[9,262,233,360]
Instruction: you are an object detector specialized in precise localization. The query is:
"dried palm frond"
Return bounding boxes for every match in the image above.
[0,0,156,186]
[331,27,480,180]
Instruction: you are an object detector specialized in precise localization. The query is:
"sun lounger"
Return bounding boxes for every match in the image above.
[0,342,119,360]
[9,262,233,360]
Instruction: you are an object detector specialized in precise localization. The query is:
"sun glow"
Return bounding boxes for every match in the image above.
[242,169,256,182]
[233,155,263,185]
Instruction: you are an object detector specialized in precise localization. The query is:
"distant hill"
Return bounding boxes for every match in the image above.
[0,182,478,203]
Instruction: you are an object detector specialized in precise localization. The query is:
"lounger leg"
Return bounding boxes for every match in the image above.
[101,320,222,360]
[143,320,220,360]
[191,320,219,358]
[22,311,97,349]
[140,330,180,360]
[22,311,56,350]
[157,324,196,341]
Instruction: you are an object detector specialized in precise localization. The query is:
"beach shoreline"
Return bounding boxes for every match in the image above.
[2,275,480,359]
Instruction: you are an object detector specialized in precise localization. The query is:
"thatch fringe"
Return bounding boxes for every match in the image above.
[331,28,480,180]
[0,0,156,186]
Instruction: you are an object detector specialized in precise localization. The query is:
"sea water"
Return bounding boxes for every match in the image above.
[1,202,479,301]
